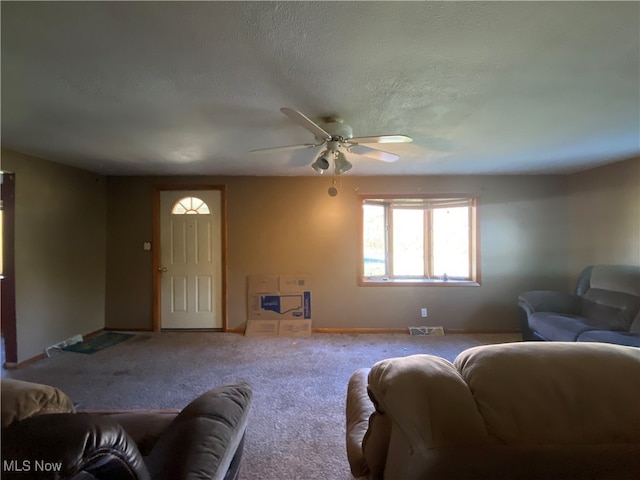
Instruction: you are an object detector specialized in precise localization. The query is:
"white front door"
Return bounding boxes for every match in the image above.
[159,189,223,329]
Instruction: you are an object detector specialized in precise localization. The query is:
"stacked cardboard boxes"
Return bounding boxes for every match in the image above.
[245,274,312,337]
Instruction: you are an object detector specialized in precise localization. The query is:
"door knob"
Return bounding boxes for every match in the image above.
[158,267,168,272]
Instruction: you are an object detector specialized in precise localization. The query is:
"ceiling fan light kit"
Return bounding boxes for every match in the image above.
[311,153,331,173]
[251,107,413,175]
[334,151,352,175]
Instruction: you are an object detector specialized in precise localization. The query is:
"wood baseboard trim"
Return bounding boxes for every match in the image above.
[225,328,245,334]
[226,328,520,335]
[315,328,521,335]
[84,328,105,338]
[446,329,521,334]
[4,352,46,369]
[4,328,113,369]
[313,328,408,334]
[104,328,153,333]
[222,327,408,335]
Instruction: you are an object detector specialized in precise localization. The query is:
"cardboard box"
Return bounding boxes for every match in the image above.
[245,319,279,337]
[247,275,312,335]
[279,274,311,292]
[247,292,312,320]
[279,319,312,337]
[247,275,279,293]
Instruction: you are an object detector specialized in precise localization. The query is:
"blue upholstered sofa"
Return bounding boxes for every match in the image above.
[518,265,640,347]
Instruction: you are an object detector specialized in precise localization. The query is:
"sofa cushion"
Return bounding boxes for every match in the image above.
[528,312,603,341]
[454,342,640,446]
[579,265,640,331]
[577,330,640,347]
[517,290,581,315]
[1,378,75,428]
[589,265,640,297]
[581,289,640,331]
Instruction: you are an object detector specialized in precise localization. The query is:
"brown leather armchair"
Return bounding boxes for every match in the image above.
[1,379,253,480]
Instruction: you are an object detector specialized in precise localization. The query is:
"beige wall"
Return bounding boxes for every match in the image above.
[2,149,106,362]
[105,174,569,332]
[105,177,155,329]
[567,156,640,279]
[11,150,635,355]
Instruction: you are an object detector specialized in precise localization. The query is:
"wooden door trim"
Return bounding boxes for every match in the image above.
[1,172,17,364]
[152,185,228,332]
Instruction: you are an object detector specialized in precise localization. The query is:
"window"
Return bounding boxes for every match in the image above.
[360,195,480,286]
[171,196,210,215]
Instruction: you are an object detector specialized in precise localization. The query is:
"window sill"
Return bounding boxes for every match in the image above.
[360,278,480,287]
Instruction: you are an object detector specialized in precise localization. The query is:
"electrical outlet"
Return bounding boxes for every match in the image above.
[421,307,428,317]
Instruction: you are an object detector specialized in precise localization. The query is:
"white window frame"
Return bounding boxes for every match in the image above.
[358,194,481,286]
[171,196,210,215]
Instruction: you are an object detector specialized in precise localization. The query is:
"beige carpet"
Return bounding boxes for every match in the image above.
[4,331,521,479]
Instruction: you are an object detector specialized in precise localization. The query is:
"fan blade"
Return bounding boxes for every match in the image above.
[250,143,321,153]
[280,107,331,141]
[349,134,413,144]
[349,144,400,163]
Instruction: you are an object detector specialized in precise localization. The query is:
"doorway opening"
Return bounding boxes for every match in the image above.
[1,171,17,365]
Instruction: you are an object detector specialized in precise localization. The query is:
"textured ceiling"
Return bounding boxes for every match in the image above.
[1,1,639,176]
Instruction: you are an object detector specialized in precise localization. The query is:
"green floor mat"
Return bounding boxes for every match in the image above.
[62,332,134,354]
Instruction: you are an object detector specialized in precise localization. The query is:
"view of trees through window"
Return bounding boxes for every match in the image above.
[361,196,476,282]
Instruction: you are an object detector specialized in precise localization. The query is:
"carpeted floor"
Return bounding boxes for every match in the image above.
[4,331,521,479]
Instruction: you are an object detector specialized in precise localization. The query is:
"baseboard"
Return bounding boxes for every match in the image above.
[313,328,408,334]
[225,328,245,334]
[99,327,521,335]
[4,352,46,369]
[84,328,105,338]
[227,327,520,335]
[102,328,153,333]
[315,328,520,334]
[445,329,521,334]
[5,328,106,369]
[224,327,408,335]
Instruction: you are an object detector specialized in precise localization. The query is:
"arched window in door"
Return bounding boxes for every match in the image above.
[171,196,210,215]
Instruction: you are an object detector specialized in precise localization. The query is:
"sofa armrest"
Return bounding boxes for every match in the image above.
[1,378,75,428]
[346,368,373,478]
[367,355,488,454]
[144,382,253,480]
[518,290,581,315]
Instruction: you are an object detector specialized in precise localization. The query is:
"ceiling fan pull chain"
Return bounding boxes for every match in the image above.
[328,177,338,197]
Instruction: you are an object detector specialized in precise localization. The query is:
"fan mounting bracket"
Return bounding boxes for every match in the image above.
[319,118,353,142]
[322,115,343,124]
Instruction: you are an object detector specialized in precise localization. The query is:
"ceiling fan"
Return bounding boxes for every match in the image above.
[250,107,413,174]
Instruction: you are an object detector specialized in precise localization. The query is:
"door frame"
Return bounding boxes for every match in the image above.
[152,184,227,332]
[1,171,17,364]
